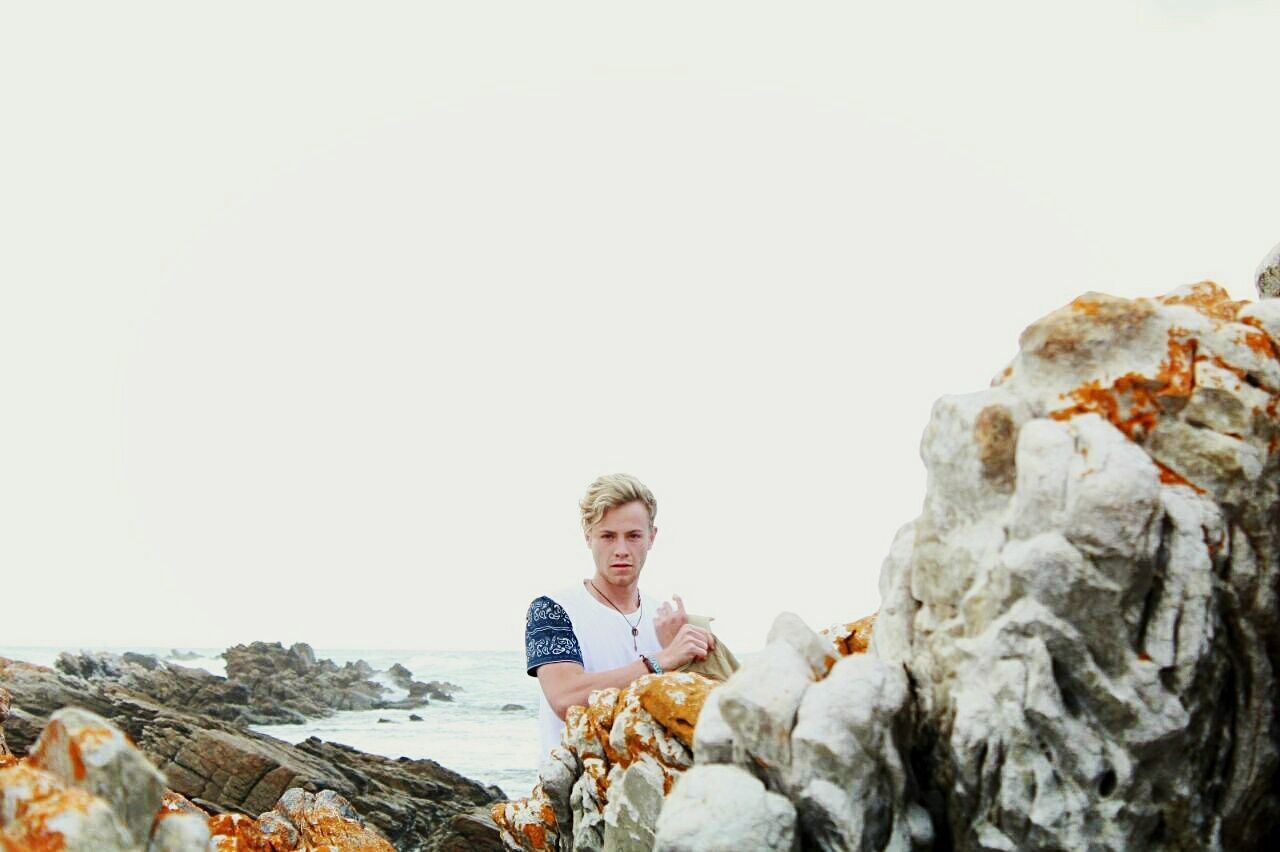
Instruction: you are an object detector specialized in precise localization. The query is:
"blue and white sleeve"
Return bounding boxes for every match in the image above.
[526,596,583,675]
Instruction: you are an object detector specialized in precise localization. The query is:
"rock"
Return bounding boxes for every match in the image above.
[765,612,836,679]
[503,703,527,711]
[0,761,134,850]
[0,657,505,850]
[168,649,201,661]
[287,642,316,673]
[689,688,742,767]
[271,787,394,850]
[377,717,393,723]
[409,713,424,721]
[714,628,815,786]
[0,687,11,764]
[53,641,453,725]
[786,655,930,851]
[494,674,719,851]
[602,758,666,851]
[415,680,462,702]
[1257,240,1280,298]
[121,651,160,670]
[654,765,798,851]
[147,811,212,851]
[387,662,415,689]
[28,707,168,847]
[867,282,1280,848]
[821,612,877,658]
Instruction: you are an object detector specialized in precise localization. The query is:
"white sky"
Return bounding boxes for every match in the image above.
[3,1,1279,653]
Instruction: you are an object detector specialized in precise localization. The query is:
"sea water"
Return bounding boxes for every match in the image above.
[0,646,542,799]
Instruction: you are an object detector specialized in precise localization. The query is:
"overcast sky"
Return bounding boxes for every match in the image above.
[3,1,1278,654]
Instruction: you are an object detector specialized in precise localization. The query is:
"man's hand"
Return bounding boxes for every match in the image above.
[654,594,689,647]
[657,623,717,671]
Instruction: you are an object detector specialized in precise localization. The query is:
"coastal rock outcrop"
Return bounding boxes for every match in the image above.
[53,642,459,725]
[505,280,1280,850]
[663,281,1280,850]
[1,657,504,850]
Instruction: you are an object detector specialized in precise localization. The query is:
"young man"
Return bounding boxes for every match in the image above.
[525,473,718,756]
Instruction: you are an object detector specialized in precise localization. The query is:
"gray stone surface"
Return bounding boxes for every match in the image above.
[655,765,797,851]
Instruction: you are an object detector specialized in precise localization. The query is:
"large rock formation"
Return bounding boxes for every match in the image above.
[660,281,1280,850]
[1,657,504,850]
[507,281,1280,850]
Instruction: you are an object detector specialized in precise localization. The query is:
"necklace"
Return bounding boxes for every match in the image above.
[589,580,642,651]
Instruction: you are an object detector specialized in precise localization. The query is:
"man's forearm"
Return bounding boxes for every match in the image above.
[549,659,650,718]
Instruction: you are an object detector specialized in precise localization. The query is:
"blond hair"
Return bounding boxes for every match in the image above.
[579,473,657,534]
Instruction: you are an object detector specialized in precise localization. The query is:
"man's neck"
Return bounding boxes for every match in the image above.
[585,577,640,614]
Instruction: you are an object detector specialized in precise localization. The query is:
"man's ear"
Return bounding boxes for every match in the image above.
[650,525,658,544]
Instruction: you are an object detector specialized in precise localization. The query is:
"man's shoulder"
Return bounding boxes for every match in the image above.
[526,586,584,629]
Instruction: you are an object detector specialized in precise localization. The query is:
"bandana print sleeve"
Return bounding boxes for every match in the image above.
[525,596,583,676]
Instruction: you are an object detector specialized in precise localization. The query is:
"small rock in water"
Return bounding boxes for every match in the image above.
[377,718,393,724]
[408,714,423,722]
[501,704,525,712]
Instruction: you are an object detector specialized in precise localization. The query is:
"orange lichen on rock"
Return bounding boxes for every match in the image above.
[1069,297,1104,316]
[158,790,207,817]
[208,812,272,851]
[272,790,393,851]
[824,613,878,659]
[1158,464,1206,494]
[28,718,118,784]
[637,673,717,749]
[1051,331,1197,441]
[490,787,560,852]
[1242,331,1279,361]
[1158,281,1247,322]
[1,786,107,851]
[585,688,622,763]
[0,762,123,852]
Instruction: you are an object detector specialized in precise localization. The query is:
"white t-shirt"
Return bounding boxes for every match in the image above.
[525,581,664,758]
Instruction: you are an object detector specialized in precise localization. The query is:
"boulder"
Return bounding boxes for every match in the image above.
[654,765,798,851]
[27,706,168,847]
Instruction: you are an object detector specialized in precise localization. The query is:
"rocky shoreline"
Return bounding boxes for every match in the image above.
[52,642,461,726]
[1,645,505,850]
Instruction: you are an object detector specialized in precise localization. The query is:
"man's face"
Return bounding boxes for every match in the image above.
[586,500,657,590]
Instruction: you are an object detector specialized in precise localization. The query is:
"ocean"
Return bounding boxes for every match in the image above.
[0,646,543,799]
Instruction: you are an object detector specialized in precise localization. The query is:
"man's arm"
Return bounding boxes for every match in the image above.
[536,624,716,719]
[536,659,650,719]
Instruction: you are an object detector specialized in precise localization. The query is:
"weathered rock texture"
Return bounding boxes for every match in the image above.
[494,620,882,852]
[492,672,721,851]
[0,706,393,850]
[0,657,504,850]
[1258,241,1280,299]
[663,281,1280,850]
